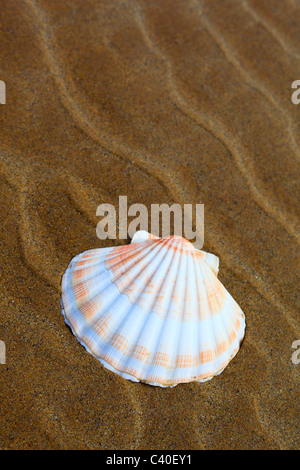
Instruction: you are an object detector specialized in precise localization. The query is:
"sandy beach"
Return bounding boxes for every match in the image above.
[0,0,299,449]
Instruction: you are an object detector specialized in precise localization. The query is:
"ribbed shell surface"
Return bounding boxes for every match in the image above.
[61,233,245,387]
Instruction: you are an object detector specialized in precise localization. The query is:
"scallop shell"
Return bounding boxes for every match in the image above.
[61,231,245,387]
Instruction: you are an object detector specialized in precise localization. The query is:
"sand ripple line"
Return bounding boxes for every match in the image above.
[26,0,299,247]
[192,414,207,449]
[125,383,147,450]
[131,1,300,244]
[211,238,300,337]
[172,90,300,243]
[0,149,60,288]
[253,397,285,449]
[195,2,300,163]
[243,0,300,61]
[23,0,190,213]
[0,152,93,290]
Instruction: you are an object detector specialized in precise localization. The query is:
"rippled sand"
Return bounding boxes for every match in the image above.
[0,0,299,449]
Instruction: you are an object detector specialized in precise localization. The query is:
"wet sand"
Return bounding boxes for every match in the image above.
[0,0,299,449]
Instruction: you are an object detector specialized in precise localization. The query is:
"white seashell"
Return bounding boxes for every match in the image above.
[61,231,246,387]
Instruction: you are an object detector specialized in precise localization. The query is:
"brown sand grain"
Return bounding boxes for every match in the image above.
[0,0,299,449]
